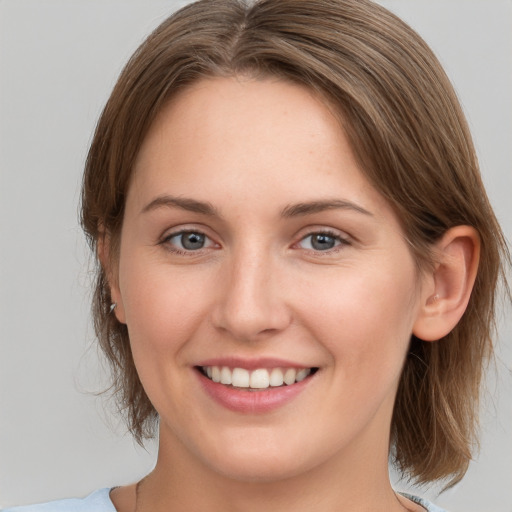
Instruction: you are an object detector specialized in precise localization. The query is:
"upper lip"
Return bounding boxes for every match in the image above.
[196,357,317,370]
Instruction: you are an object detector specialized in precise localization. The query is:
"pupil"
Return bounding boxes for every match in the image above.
[182,232,205,250]
[312,234,335,250]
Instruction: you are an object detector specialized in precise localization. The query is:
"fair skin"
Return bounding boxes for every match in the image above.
[107,77,479,512]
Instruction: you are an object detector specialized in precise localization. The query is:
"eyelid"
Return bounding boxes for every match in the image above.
[159,223,214,242]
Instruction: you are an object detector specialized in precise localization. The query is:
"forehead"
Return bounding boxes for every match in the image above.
[135,75,346,169]
[128,76,392,221]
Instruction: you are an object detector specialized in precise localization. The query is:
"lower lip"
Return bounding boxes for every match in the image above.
[196,370,314,413]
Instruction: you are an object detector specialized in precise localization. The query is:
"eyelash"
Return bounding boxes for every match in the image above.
[160,230,217,255]
[295,229,351,254]
[160,229,351,255]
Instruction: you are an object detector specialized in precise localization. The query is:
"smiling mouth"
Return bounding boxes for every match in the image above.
[198,366,319,390]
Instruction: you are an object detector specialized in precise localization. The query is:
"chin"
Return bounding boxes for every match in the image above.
[209,455,311,484]
[198,433,325,484]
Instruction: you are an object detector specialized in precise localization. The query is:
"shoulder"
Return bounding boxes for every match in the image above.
[1,489,116,512]
[400,492,450,512]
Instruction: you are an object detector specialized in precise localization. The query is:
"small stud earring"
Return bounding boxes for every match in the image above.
[109,302,117,313]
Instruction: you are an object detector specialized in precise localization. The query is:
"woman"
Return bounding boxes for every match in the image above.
[3,0,509,510]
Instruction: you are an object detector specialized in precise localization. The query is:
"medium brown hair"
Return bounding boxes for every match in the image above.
[80,0,509,487]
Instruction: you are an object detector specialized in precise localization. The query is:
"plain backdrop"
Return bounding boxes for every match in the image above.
[0,1,511,510]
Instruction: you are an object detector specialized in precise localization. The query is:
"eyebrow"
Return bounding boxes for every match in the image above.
[141,195,219,216]
[140,195,373,218]
[281,199,373,217]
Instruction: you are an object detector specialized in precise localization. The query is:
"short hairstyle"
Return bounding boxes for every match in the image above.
[80,0,509,487]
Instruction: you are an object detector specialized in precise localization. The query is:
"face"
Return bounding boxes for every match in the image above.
[112,76,427,482]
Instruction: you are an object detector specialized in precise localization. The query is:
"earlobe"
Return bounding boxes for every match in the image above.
[413,226,480,342]
[97,230,127,324]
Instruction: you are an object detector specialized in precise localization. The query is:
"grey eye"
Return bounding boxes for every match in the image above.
[298,233,343,251]
[181,232,205,250]
[168,231,210,251]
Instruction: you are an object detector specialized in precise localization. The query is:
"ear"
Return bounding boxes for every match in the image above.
[97,230,126,324]
[413,225,480,341]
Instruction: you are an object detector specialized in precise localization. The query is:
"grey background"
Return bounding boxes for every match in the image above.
[0,0,510,510]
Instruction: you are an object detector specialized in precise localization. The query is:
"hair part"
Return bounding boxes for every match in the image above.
[81,0,510,487]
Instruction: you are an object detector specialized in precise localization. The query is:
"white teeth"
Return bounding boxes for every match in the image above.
[296,368,311,382]
[269,368,284,387]
[202,366,314,389]
[220,366,232,385]
[231,368,250,388]
[211,366,221,383]
[250,369,270,389]
[283,368,297,385]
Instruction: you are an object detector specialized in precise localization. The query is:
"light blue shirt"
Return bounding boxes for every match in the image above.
[401,492,449,512]
[1,489,115,512]
[2,488,448,511]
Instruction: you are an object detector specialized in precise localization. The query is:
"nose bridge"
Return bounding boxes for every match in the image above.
[213,242,289,340]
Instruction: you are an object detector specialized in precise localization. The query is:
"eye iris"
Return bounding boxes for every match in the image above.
[311,234,336,250]
[181,232,205,250]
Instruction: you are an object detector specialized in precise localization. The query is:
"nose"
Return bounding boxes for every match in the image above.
[211,247,292,342]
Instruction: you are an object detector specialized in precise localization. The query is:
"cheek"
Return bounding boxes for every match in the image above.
[116,253,216,413]
[118,251,212,355]
[300,258,419,372]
